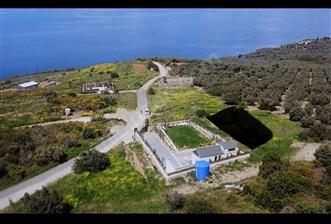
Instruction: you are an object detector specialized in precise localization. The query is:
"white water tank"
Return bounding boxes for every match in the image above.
[64,108,71,116]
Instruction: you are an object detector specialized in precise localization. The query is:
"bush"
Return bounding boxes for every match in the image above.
[165,192,186,212]
[147,87,155,95]
[267,171,311,199]
[299,123,331,141]
[259,152,286,179]
[294,203,325,214]
[320,183,331,200]
[66,92,77,97]
[0,162,7,178]
[325,165,331,177]
[315,143,331,167]
[36,145,68,165]
[289,107,305,122]
[254,190,288,211]
[195,109,209,117]
[64,138,81,148]
[223,89,242,105]
[110,72,119,78]
[301,116,315,128]
[82,126,98,139]
[73,150,110,174]
[147,61,159,71]
[43,91,59,104]
[103,95,117,106]
[22,187,72,213]
[184,194,218,214]
[316,104,331,125]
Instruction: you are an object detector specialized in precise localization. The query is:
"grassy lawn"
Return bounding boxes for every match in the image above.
[248,110,302,163]
[166,125,212,149]
[148,87,225,122]
[5,143,168,213]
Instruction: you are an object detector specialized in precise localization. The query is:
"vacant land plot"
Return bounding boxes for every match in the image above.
[0,88,136,128]
[132,63,148,73]
[248,110,302,163]
[6,143,168,213]
[166,125,212,149]
[148,87,225,123]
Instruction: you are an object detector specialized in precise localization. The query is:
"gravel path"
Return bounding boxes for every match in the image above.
[290,141,321,162]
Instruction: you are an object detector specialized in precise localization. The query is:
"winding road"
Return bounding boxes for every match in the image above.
[0,62,168,210]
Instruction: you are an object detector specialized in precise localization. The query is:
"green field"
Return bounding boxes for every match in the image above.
[5,143,168,213]
[248,110,302,163]
[166,125,212,149]
[148,87,225,122]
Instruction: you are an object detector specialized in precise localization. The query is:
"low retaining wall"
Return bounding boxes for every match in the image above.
[189,121,219,140]
[134,132,169,180]
[154,124,177,151]
[167,152,251,180]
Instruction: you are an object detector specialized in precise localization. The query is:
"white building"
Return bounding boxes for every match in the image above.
[192,140,238,163]
[82,82,114,94]
[17,81,39,90]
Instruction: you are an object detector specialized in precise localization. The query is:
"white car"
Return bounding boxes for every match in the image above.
[144,109,151,115]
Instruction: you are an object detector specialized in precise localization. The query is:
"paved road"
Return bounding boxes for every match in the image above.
[0,61,167,210]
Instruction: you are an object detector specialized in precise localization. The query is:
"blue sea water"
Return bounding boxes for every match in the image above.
[0,8,330,79]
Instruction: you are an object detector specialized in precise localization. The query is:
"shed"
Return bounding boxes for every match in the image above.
[17,81,39,89]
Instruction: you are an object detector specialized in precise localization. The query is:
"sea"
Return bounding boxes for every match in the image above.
[1,8,330,79]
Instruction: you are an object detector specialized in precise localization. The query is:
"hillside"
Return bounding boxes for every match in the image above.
[154,37,331,143]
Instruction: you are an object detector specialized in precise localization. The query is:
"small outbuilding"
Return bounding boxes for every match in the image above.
[192,140,238,163]
[17,81,39,90]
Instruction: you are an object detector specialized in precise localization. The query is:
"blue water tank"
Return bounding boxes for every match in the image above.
[195,160,210,181]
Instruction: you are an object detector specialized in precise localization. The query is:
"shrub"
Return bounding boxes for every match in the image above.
[325,202,331,213]
[43,91,59,104]
[22,187,72,213]
[64,138,81,148]
[82,126,98,139]
[301,116,315,128]
[259,152,286,179]
[223,89,242,105]
[316,104,331,125]
[110,72,119,78]
[103,95,117,106]
[289,107,305,122]
[320,183,331,200]
[37,145,68,165]
[73,150,110,174]
[147,61,159,71]
[294,203,325,214]
[134,81,142,87]
[267,171,311,199]
[299,123,331,141]
[165,192,186,212]
[315,143,331,167]
[195,109,209,117]
[66,92,77,97]
[147,87,155,95]
[0,162,7,178]
[254,190,288,211]
[325,165,331,177]
[184,194,218,214]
